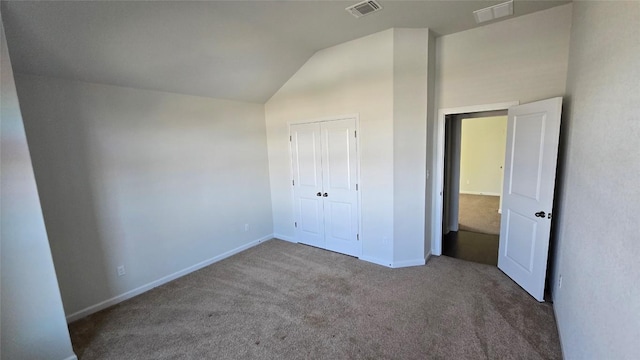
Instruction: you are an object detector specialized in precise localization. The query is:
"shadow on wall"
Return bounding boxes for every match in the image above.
[15,74,274,320]
[547,94,572,297]
[18,78,115,315]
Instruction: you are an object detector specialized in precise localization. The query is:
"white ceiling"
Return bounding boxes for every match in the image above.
[1,0,569,103]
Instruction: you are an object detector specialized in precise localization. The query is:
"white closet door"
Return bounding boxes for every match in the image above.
[321,119,360,257]
[290,122,324,248]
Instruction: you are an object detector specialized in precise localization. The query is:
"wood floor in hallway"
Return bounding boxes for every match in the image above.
[443,230,499,266]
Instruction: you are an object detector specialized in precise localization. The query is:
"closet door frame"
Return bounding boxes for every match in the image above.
[288,114,362,257]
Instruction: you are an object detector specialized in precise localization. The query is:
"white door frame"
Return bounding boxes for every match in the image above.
[431,102,519,256]
[287,114,362,257]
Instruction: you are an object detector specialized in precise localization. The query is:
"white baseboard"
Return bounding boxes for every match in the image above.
[392,258,426,268]
[425,252,433,264]
[552,301,567,359]
[460,191,501,196]
[65,234,273,323]
[273,233,296,243]
[274,237,399,270]
[359,255,393,268]
[63,355,78,360]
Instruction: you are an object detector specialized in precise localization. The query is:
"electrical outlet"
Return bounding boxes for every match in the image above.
[244,224,250,232]
[558,275,563,289]
[117,265,126,277]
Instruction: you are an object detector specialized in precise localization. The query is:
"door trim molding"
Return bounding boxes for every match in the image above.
[288,114,362,257]
[286,113,360,126]
[431,102,518,256]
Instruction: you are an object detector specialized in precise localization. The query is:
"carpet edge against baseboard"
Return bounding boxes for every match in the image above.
[65,234,274,323]
[392,258,426,268]
[275,236,408,269]
[552,297,567,360]
[425,252,433,264]
[273,233,296,243]
[358,255,393,268]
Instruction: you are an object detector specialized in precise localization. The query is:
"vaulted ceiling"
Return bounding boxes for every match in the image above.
[1,0,569,103]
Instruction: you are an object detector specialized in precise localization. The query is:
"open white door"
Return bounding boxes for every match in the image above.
[498,97,562,302]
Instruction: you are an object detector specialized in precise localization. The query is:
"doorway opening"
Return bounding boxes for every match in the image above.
[431,98,563,302]
[441,111,507,266]
[431,101,517,259]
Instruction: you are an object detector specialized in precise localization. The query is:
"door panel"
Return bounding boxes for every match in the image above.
[294,128,322,187]
[504,210,537,272]
[498,97,562,302]
[299,198,322,234]
[291,123,324,248]
[321,119,360,257]
[324,126,353,190]
[509,113,546,200]
[326,201,352,240]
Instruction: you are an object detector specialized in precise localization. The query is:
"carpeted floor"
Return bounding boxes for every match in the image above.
[69,240,561,359]
[459,194,501,235]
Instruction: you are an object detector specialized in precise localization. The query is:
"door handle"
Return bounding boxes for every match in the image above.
[534,211,546,218]
[323,193,328,197]
[316,192,322,197]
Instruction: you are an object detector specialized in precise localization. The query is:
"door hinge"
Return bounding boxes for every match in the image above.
[354,130,357,138]
[356,183,358,191]
[289,135,292,142]
[357,234,359,241]
[292,179,295,186]
[294,222,297,228]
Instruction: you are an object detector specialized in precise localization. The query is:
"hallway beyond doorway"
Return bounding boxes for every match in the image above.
[459,194,501,235]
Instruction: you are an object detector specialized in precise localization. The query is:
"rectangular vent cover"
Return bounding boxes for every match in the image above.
[473,0,514,24]
[346,0,383,18]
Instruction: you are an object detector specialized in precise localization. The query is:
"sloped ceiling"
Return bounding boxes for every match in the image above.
[1,0,569,103]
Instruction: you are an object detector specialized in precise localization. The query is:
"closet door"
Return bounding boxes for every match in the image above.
[290,123,324,248]
[321,119,360,257]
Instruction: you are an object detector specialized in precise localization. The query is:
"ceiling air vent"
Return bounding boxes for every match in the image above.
[346,0,383,18]
[473,0,514,24]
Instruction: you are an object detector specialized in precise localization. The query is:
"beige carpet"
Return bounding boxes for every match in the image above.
[459,194,501,235]
[69,240,561,359]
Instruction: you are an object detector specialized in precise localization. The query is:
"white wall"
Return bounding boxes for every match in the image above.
[265,30,395,265]
[424,31,436,260]
[459,116,507,196]
[0,18,76,360]
[266,28,433,267]
[436,4,572,109]
[392,28,431,265]
[14,75,273,319]
[552,2,640,359]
